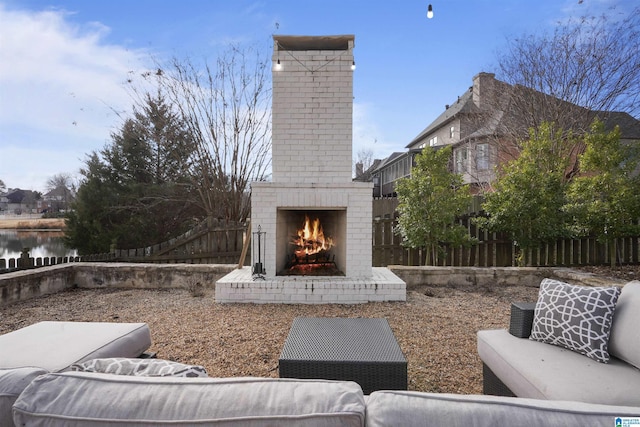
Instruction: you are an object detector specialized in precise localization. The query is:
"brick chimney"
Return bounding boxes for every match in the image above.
[272,35,355,184]
[472,72,496,109]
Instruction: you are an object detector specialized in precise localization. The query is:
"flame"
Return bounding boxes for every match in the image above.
[291,215,334,257]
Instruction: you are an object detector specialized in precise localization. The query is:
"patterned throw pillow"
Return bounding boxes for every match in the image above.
[530,279,621,363]
[72,358,208,377]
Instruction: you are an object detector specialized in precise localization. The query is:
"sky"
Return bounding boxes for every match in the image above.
[0,0,633,193]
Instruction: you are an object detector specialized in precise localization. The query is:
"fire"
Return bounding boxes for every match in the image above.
[291,215,334,257]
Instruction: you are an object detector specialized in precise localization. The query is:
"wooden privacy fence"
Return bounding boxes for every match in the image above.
[114,218,249,265]
[0,252,115,275]
[4,214,639,274]
[0,218,248,275]
[372,217,640,267]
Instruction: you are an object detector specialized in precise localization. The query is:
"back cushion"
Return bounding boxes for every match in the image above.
[12,372,365,426]
[0,367,47,426]
[608,281,640,369]
[365,391,640,427]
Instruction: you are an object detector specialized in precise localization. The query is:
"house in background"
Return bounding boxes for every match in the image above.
[37,186,74,213]
[372,72,640,197]
[0,189,41,214]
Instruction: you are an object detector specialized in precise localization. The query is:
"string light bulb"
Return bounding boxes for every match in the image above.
[275,58,282,71]
[427,4,434,19]
[351,61,356,71]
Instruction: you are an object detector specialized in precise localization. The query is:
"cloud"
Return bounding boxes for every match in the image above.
[0,4,147,191]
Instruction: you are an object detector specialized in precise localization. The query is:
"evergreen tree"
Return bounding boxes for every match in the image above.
[65,94,203,254]
[395,146,475,265]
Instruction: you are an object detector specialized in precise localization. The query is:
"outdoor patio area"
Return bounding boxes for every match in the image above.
[1,282,540,394]
[1,265,636,395]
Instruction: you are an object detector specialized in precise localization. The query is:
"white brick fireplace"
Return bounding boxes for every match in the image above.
[216,35,405,303]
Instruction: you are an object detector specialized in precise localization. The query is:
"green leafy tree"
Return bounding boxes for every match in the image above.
[395,145,475,265]
[65,94,204,254]
[475,122,573,264]
[566,120,640,266]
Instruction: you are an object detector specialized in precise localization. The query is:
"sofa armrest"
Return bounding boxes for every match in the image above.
[509,302,536,338]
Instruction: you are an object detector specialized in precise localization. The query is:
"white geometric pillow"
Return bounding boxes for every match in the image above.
[530,279,621,363]
[71,358,208,377]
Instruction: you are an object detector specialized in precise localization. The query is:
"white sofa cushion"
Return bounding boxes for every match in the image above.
[12,372,365,426]
[477,328,640,406]
[365,391,640,427]
[529,279,620,363]
[71,358,207,377]
[0,367,48,426]
[0,321,151,372]
[609,281,640,370]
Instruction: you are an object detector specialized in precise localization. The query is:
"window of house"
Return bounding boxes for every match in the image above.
[450,126,455,139]
[455,147,468,174]
[429,136,438,146]
[476,143,490,171]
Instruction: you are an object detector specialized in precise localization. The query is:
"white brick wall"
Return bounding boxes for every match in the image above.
[216,267,406,304]
[251,181,372,279]
[271,41,354,183]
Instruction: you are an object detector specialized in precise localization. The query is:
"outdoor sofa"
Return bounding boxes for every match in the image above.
[478,279,640,407]
[1,289,639,426]
[2,368,639,426]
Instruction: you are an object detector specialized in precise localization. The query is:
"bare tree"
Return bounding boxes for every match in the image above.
[46,173,74,212]
[46,173,72,193]
[354,148,374,178]
[460,6,640,190]
[495,6,640,140]
[0,179,6,193]
[132,44,272,222]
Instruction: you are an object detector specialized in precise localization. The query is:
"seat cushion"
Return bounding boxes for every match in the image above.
[529,279,620,363]
[365,391,640,427]
[609,281,640,370]
[12,372,365,426]
[0,367,48,426]
[0,321,151,372]
[477,329,640,406]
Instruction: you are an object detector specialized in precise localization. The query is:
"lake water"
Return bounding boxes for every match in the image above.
[0,229,77,261]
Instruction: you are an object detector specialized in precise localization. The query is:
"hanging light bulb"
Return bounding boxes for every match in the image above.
[427,4,434,19]
[275,58,282,71]
[351,60,356,71]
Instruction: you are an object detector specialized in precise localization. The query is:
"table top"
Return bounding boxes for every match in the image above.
[279,317,406,363]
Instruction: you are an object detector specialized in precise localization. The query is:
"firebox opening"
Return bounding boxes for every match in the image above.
[276,208,346,276]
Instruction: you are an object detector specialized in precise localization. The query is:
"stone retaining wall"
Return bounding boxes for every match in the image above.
[1,264,623,307]
[0,263,235,307]
[388,265,624,289]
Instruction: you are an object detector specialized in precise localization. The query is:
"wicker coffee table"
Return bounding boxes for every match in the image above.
[279,317,407,394]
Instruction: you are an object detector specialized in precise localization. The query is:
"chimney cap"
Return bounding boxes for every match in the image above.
[274,35,355,51]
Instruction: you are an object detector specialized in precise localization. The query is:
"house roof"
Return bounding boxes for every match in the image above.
[406,88,476,149]
[408,74,640,151]
[43,186,72,199]
[353,158,383,182]
[600,111,640,139]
